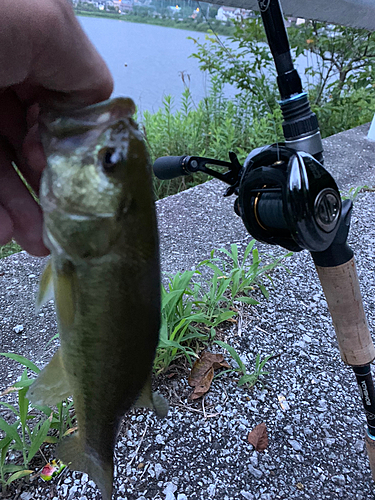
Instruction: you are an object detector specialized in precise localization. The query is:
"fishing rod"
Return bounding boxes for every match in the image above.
[153,0,375,479]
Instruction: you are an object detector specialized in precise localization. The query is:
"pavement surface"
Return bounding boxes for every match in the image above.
[1,123,375,500]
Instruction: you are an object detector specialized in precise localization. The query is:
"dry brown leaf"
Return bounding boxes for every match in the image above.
[247,422,268,451]
[188,352,230,400]
[63,426,78,437]
[188,352,229,385]
[190,366,214,400]
[226,317,238,324]
[0,385,17,397]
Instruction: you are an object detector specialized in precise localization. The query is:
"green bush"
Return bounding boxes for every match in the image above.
[141,80,283,199]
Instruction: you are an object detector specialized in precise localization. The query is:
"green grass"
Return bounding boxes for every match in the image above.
[0,242,21,259]
[75,10,235,36]
[0,354,74,492]
[215,341,272,389]
[74,9,122,20]
[143,83,283,200]
[155,241,291,373]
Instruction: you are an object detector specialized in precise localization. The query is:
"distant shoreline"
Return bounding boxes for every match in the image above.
[74,10,234,36]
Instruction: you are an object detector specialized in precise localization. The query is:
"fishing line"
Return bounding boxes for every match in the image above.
[194,0,281,157]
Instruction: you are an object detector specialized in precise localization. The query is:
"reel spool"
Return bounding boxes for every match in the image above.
[236,144,341,252]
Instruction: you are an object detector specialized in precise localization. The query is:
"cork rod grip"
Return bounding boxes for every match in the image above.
[315,257,375,366]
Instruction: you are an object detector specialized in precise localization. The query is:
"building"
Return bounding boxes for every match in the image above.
[216,6,252,22]
[113,0,133,12]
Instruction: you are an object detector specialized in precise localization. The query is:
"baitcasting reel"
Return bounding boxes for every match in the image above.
[153,144,342,253]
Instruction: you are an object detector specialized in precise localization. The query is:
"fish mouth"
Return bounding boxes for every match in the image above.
[39,97,137,147]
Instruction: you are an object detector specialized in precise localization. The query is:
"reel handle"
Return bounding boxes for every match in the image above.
[153,155,193,180]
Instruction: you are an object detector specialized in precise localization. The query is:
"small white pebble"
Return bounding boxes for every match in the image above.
[155,434,165,445]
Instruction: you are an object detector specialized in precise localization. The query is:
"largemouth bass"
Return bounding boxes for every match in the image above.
[28,97,168,500]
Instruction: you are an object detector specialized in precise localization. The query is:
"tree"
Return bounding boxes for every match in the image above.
[288,21,375,105]
[190,16,375,137]
[190,16,280,112]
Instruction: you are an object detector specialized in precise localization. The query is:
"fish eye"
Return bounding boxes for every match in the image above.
[99,147,122,172]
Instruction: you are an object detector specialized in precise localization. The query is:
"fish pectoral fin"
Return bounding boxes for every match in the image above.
[28,349,72,406]
[57,433,113,500]
[36,260,54,311]
[133,376,169,418]
[151,391,169,419]
[54,261,77,329]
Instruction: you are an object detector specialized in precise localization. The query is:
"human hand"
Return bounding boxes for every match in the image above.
[0,0,113,256]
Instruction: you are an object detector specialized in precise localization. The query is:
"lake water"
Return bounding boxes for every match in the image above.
[78,16,318,113]
[78,16,224,113]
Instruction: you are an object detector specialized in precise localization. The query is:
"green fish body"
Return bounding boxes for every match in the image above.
[28,98,168,500]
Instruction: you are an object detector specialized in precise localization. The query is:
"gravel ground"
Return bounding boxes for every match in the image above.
[1,124,375,500]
